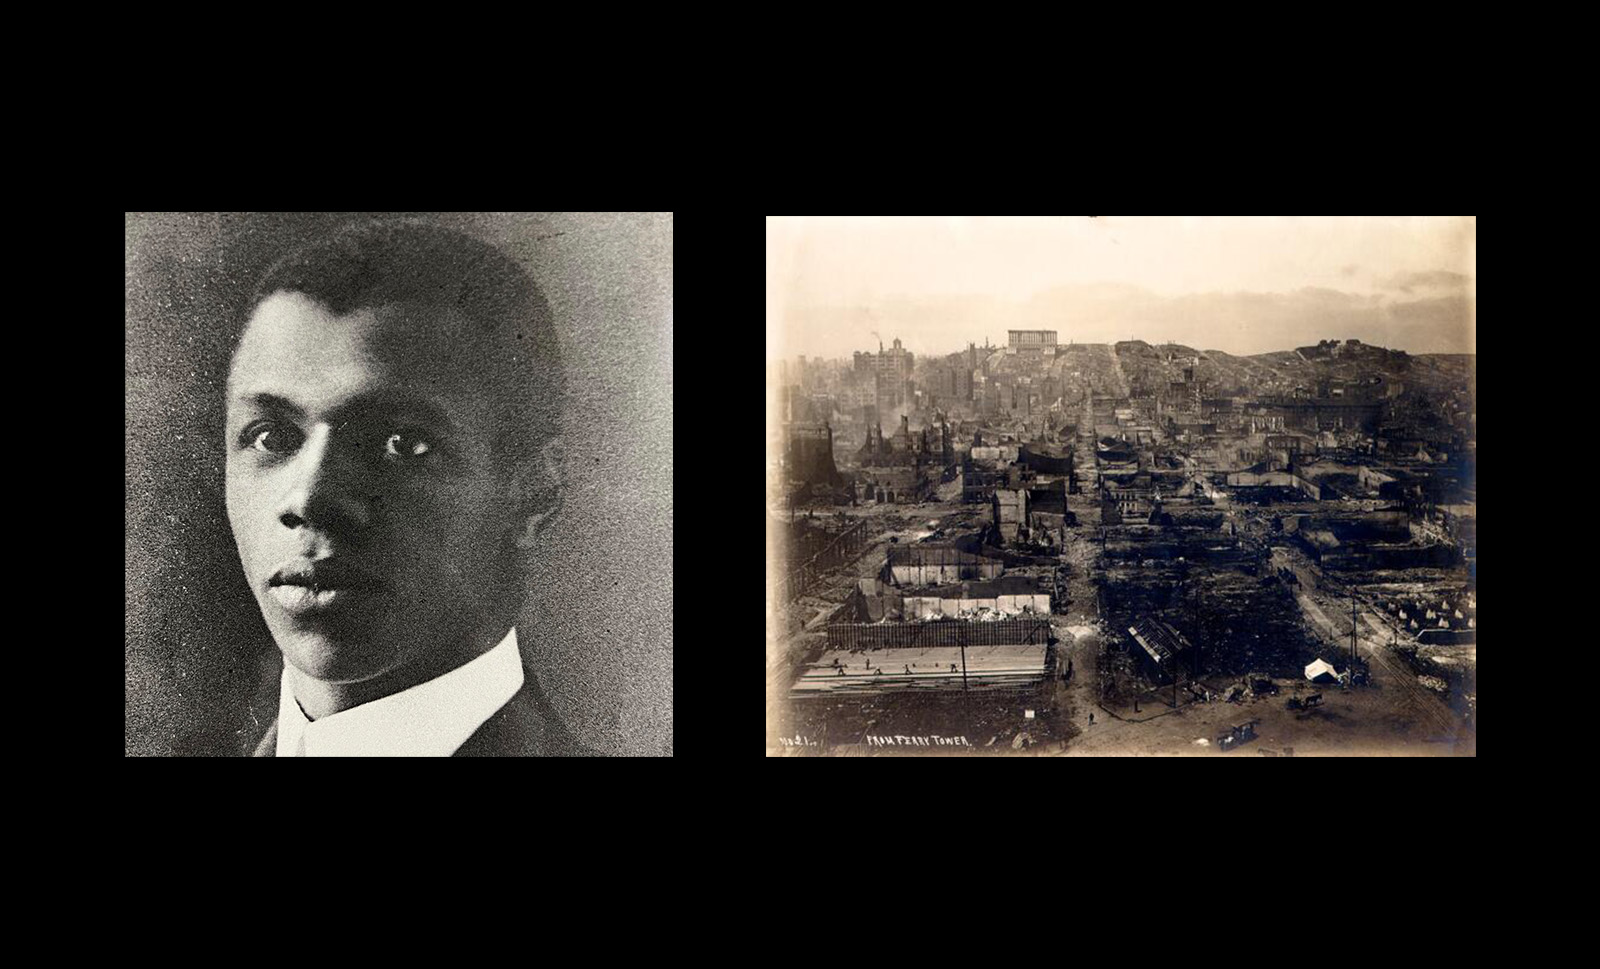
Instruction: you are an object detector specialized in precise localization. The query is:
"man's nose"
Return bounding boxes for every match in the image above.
[276,425,375,533]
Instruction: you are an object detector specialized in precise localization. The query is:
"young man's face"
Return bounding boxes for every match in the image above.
[225,291,524,685]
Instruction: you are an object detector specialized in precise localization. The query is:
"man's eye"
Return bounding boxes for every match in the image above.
[246,424,302,454]
[384,432,433,461]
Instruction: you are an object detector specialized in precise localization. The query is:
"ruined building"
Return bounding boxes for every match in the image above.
[855,415,954,504]
[854,337,916,413]
[786,421,843,489]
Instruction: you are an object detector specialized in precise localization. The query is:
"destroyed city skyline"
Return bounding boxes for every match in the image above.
[767,216,1475,360]
[767,215,1476,758]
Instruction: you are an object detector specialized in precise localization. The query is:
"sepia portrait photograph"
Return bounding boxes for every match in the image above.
[767,216,1474,757]
[127,212,672,756]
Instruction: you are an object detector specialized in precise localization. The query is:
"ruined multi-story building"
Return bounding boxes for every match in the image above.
[785,421,843,489]
[853,414,954,504]
[854,337,916,413]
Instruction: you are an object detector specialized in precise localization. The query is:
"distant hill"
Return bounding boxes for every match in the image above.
[982,338,1472,417]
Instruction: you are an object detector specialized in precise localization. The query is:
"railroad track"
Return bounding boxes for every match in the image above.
[1297,588,1460,739]
[1355,612,1461,738]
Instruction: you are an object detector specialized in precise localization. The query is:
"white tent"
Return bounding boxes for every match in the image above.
[1305,659,1339,683]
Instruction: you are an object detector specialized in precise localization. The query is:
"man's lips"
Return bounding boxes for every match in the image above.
[265,559,391,618]
[268,559,387,593]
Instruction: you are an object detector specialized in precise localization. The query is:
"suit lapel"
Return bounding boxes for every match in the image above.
[454,671,595,756]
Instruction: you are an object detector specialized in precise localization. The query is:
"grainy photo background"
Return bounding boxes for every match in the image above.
[126,212,673,756]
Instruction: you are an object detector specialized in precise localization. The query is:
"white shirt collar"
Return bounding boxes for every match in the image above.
[276,628,524,757]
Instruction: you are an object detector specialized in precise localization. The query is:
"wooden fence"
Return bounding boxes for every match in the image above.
[826,618,1051,650]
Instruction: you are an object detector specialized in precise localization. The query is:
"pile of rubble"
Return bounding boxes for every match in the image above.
[1416,674,1449,694]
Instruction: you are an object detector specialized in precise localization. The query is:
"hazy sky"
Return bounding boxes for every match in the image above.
[767,216,1475,360]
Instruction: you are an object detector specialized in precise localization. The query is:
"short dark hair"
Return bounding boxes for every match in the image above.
[240,219,563,469]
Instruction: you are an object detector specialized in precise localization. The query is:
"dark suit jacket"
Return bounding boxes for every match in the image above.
[250,667,596,757]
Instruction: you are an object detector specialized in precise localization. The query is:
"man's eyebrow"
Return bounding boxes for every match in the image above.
[231,392,305,418]
[335,393,459,436]
[230,389,457,435]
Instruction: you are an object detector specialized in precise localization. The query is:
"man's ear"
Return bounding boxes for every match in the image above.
[514,436,565,549]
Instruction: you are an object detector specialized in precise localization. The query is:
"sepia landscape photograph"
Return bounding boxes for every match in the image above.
[766,216,1475,756]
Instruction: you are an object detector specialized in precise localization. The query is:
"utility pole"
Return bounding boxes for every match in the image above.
[960,635,969,693]
[960,627,973,747]
[1350,592,1358,674]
